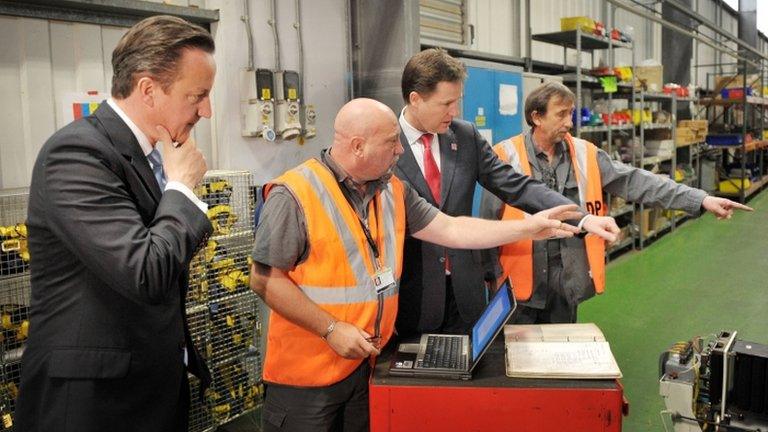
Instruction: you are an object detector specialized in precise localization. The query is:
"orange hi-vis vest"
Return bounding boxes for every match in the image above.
[261,158,406,387]
[492,133,606,300]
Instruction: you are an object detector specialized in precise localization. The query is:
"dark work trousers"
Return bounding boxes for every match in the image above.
[438,276,473,335]
[510,255,577,324]
[261,360,371,432]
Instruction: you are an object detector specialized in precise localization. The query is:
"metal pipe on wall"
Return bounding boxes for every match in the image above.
[294,0,305,100]
[242,0,254,70]
[269,0,281,71]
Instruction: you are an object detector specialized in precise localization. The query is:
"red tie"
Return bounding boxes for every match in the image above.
[420,133,441,204]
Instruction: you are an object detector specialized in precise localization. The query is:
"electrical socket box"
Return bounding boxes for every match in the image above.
[275,71,301,141]
[301,104,317,139]
[240,69,275,141]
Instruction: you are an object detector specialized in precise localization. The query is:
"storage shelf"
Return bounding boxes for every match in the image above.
[641,123,673,130]
[636,92,673,101]
[580,124,634,133]
[607,237,634,255]
[609,205,634,218]
[642,155,672,165]
[716,175,768,198]
[644,221,673,240]
[674,141,705,149]
[699,96,768,106]
[532,31,631,51]
[709,140,768,152]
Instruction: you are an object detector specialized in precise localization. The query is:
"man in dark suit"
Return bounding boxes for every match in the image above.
[395,48,620,336]
[16,16,215,432]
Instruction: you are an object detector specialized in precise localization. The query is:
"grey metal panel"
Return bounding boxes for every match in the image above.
[0,0,219,26]
[420,0,464,45]
[352,0,420,113]
[466,0,514,55]
[100,26,127,95]
[0,16,26,189]
[19,18,56,184]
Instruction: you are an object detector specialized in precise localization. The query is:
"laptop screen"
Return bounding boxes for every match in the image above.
[471,280,514,361]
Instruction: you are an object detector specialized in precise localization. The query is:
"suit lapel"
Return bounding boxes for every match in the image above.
[396,131,438,206]
[437,128,457,209]
[93,103,162,204]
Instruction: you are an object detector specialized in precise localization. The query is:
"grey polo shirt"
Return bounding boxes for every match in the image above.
[252,148,439,271]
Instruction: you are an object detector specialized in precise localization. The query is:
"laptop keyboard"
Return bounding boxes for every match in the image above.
[418,335,467,370]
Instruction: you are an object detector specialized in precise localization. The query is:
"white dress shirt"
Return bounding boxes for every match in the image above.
[399,108,441,174]
[107,98,207,214]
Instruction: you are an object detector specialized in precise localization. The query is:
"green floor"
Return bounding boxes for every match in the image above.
[579,190,768,432]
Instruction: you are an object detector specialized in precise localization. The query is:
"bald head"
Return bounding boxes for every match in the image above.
[329,98,403,182]
[334,98,397,143]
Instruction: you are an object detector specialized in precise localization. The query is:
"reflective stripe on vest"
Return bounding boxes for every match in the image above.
[261,158,406,386]
[493,133,606,300]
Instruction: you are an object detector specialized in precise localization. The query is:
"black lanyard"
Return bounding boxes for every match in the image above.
[357,197,380,261]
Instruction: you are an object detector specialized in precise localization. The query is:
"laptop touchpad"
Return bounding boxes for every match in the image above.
[398,343,421,353]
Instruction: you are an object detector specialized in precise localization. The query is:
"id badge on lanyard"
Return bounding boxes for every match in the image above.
[372,267,395,294]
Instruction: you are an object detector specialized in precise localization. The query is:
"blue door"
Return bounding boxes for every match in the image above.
[462,65,523,216]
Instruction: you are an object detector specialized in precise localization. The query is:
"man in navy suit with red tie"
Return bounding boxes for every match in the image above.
[394,48,620,336]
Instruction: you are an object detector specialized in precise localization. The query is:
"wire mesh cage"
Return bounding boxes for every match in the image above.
[0,189,30,431]
[0,189,30,278]
[206,355,264,427]
[188,374,215,432]
[194,171,254,238]
[187,171,263,432]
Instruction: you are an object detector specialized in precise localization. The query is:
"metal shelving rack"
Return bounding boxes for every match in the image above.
[698,62,768,204]
[635,91,676,249]
[531,26,638,258]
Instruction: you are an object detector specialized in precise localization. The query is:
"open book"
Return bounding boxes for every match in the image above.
[504,323,622,379]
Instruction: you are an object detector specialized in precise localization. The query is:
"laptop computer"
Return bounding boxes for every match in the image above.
[389,278,517,380]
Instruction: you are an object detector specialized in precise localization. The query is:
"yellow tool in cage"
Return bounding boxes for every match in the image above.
[207,205,238,236]
[219,269,249,293]
[1,223,30,276]
[0,305,28,330]
[195,178,233,207]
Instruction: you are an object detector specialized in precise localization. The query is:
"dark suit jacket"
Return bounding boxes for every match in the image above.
[16,103,213,432]
[395,118,576,335]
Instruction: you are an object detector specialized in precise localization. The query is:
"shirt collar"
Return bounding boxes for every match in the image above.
[527,129,565,159]
[399,107,434,146]
[107,98,153,157]
[321,148,390,191]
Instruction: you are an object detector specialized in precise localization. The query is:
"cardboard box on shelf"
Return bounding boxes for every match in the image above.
[634,208,654,237]
[616,226,631,243]
[634,66,663,92]
[645,139,674,159]
[714,74,761,93]
[610,196,627,211]
[675,127,698,146]
[678,120,708,132]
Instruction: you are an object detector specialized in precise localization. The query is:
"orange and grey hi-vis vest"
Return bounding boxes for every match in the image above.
[492,133,606,300]
[261,158,406,386]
